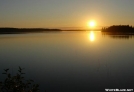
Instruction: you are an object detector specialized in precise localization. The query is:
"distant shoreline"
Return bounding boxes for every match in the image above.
[2,25,134,34]
[101,25,134,32]
[0,28,62,34]
[0,27,100,34]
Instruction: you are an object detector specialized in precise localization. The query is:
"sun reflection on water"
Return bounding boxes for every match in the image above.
[89,31,95,42]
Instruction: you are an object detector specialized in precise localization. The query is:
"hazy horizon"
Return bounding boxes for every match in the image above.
[0,26,103,30]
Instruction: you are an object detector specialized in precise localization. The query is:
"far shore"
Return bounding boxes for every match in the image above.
[0,27,100,34]
[2,25,134,34]
[101,25,134,32]
[0,28,62,34]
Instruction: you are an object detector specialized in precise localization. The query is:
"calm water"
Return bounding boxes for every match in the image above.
[0,31,134,92]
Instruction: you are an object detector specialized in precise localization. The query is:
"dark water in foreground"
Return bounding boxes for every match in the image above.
[0,31,134,92]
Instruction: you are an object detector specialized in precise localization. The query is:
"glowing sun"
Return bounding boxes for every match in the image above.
[88,20,96,28]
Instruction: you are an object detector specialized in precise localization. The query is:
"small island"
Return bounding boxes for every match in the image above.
[0,28,61,34]
[102,25,134,32]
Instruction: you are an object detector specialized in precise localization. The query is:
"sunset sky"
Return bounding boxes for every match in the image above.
[0,0,134,29]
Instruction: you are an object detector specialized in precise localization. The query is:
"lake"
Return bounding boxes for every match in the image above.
[0,31,134,92]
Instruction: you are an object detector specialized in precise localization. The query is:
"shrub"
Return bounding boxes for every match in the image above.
[0,67,39,92]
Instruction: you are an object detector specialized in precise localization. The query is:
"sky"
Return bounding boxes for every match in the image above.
[0,0,134,29]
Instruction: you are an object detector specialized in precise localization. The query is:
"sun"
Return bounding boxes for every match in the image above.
[88,20,96,28]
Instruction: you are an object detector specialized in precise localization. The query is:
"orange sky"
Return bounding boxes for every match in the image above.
[0,0,134,30]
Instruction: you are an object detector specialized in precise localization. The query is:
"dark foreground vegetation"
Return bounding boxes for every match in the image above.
[102,25,134,32]
[0,67,39,92]
[0,28,61,34]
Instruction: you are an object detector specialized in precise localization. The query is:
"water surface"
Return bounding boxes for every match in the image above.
[0,31,134,92]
